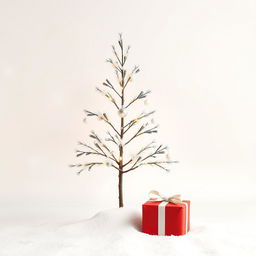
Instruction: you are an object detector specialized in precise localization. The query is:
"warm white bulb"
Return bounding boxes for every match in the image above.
[117,108,127,118]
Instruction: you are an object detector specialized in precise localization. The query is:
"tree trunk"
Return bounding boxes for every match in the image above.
[118,171,123,207]
[119,38,125,208]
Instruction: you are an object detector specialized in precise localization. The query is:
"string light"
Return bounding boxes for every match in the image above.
[97,113,107,121]
[118,107,127,118]
[110,96,115,103]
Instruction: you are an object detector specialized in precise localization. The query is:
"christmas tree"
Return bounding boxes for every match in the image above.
[71,34,177,207]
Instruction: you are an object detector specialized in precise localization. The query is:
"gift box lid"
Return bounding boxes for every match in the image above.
[143,200,190,208]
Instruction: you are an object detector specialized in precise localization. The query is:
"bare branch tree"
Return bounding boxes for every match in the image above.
[71,34,177,207]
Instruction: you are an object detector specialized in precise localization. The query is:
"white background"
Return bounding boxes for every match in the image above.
[1,0,256,216]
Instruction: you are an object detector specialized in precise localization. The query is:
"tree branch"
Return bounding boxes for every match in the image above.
[124,124,158,146]
[70,162,104,175]
[124,124,146,146]
[105,131,118,146]
[106,58,122,72]
[106,120,121,137]
[123,65,140,89]
[102,79,121,98]
[122,165,139,173]
[125,90,151,109]
[123,111,155,134]
[84,110,121,137]
[112,45,122,67]
[89,131,119,163]
[96,87,119,109]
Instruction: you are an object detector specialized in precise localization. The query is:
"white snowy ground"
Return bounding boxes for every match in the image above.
[0,201,256,256]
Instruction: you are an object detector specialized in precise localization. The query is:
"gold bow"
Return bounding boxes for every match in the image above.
[148,190,182,204]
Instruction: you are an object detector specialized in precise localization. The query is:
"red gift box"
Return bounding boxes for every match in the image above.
[142,200,190,236]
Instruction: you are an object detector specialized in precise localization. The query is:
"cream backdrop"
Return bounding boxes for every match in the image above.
[0,0,256,213]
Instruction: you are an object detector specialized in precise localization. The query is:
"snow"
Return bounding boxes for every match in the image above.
[0,203,256,256]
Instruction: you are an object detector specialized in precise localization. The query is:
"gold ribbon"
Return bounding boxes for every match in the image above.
[148,190,182,204]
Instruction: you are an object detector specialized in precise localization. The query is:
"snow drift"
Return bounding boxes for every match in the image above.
[0,207,255,256]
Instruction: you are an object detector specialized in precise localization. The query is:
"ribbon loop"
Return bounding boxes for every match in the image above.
[149,190,182,204]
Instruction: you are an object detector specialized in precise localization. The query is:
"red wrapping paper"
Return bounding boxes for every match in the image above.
[142,200,190,236]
